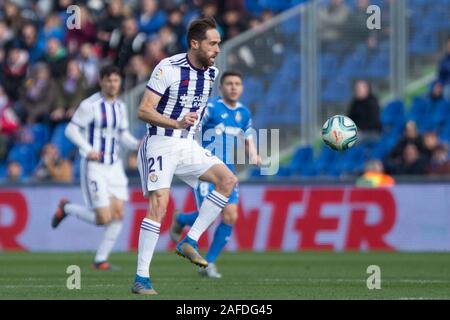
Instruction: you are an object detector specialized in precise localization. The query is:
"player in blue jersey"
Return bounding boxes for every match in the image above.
[169,70,262,278]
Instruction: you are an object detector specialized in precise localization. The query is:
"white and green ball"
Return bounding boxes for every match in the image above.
[322,115,358,151]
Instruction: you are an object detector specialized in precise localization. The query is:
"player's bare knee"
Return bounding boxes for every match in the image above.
[96,215,111,225]
[223,211,238,225]
[218,173,237,194]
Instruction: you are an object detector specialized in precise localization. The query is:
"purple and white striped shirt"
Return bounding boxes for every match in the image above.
[145,53,218,139]
[70,92,130,164]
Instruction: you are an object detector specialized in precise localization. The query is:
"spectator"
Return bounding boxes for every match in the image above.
[422,131,442,162]
[123,55,151,90]
[110,17,146,71]
[96,0,126,57]
[52,60,89,124]
[65,5,97,56]
[6,161,25,183]
[386,120,425,171]
[3,0,25,34]
[167,9,187,49]
[0,19,14,47]
[0,85,20,161]
[137,0,167,35]
[391,143,428,175]
[222,8,247,41]
[356,159,395,188]
[0,46,29,101]
[318,0,350,54]
[43,13,65,43]
[33,143,73,183]
[347,80,382,138]
[17,22,46,64]
[18,62,58,124]
[42,37,68,80]
[344,0,371,48]
[144,36,168,70]
[158,25,182,56]
[438,37,450,100]
[427,144,450,176]
[429,80,445,106]
[76,43,99,88]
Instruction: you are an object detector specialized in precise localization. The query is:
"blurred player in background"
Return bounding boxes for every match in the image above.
[132,17,238,295]
[51,65,139,270]
[170,70,261,278]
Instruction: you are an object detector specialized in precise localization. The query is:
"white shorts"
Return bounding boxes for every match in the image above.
[80,158,129,208]
[138,135,223,197]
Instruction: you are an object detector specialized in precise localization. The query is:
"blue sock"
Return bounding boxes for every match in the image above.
[206,222,233,263]
[177,211,199,226]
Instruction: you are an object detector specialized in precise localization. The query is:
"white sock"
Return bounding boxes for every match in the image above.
[136,218,161,278]
[94,220,123,263]
[187,190,228,241]
[65,203,96,224]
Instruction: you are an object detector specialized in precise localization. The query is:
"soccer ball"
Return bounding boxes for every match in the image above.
[321,115,358,151]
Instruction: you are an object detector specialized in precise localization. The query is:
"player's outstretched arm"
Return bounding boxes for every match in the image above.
[138,89,198,129]
[245,137,262,166]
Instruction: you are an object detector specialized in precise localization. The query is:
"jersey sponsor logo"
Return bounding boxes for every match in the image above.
[179,94,208,108]
[154,68,163,80]
[235,112,242,123]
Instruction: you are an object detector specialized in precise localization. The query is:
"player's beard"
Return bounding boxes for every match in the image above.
[198,52,215,68]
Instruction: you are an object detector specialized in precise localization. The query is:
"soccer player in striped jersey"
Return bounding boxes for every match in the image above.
[132,17,238,295]
[170,70,261,278]
[51,65,139,270]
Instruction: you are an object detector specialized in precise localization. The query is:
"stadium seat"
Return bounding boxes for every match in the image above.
[288,145,313,176]
[29,123,51,152]
[7,144,38,176]
[313,145,338,175]
[381,100,405,133]
[51,123,77,160]
[431,100,450,131]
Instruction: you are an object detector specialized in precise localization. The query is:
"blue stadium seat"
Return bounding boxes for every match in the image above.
[431,100,450,130]
[368,129,401,160]
[381,100,405,133]
[51,123,76,159]
[407,96,428,121]
[29,123,51,152]
[409,31,438,55]
[439,123,450,143]
[288,145,313,176]
[0,163,6,179]
[320,53,338,78]
[313,145,338,175]
[258,0,293,12]
[7,144,38,176]
[322,78,351,103]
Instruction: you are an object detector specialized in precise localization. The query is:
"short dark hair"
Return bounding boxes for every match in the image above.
[220,70,243,85]
[187,16,217,48]
[99,65,121,79]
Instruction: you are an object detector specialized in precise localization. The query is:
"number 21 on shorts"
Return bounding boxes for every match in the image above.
[148,156,162,182]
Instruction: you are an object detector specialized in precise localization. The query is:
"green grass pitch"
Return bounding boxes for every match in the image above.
[1,251,450,299]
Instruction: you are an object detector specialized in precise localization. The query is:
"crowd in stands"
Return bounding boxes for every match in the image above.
[0,0,301,183]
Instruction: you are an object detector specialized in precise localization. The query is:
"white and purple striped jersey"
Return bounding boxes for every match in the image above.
[70,92,130,164]
[145,53,218,138]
